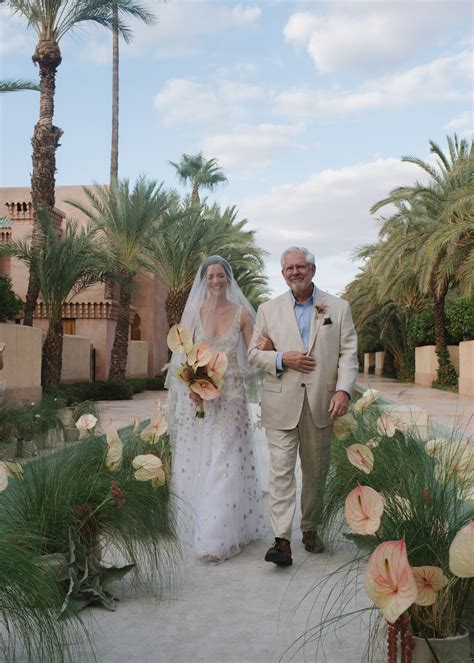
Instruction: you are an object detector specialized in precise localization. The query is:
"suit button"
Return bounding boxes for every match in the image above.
[301,383,305,387]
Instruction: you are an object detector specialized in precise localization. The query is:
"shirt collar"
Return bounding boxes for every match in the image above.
[289,283,316,307]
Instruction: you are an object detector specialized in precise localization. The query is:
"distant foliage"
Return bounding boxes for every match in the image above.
[446,297,474,342]
[408,309,436,346]
[0,276,23,322]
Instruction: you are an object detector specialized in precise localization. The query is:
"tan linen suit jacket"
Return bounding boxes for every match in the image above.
[248,288,358,430]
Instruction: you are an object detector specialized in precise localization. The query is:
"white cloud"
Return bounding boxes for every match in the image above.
[201,123,302,172]
[240,157,428,294]
[231,5,262,27]
[153,77,266,126]
[275,51,472,118]
[446,110,473,133]
[0,6,34,55]
[153,79,220,125]
[284,3,472,73]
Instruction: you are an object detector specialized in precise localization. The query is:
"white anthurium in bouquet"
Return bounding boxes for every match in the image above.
[106,429,123,471]
[166,323,193,355]
[132,454,165,488]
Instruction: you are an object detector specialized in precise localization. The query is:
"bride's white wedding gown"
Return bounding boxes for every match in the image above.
[171,306,266,560]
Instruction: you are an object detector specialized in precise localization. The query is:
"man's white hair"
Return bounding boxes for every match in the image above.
[280,246,316,267]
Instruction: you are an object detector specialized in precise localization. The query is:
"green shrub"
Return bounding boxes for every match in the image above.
[0,394,64,442]
[145,375,166,390]
[432,347,458,392]
[0,276,23,322]
[46,381,133,405]
[408,309,435,346]
[125,378,147,394]
[446,297,474,342]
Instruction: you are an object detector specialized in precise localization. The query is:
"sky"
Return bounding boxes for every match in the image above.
[1,0,473,296]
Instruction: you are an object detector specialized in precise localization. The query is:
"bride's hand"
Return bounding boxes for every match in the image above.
[257,335,274,351]
[189,391,203,406]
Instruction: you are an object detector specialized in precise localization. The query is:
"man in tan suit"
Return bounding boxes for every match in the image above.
[248,247,358,566]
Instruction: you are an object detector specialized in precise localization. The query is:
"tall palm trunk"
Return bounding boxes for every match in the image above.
[108,283,132,382]
[24,38,63,326]
[191,184,200,205]
[433,289,447,351]
[165,288,191,327]
[110,4,119,184]
[42,318,63,386]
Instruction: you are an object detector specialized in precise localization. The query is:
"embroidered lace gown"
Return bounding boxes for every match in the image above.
[171,307,265,560]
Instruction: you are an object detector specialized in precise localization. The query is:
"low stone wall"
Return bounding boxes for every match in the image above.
[415,345,460,387]
[0,322,42,402]
[364,352,375,374]
[375,351,385,376]
[459,340,474,397]
[61,334,92,384]
[126,341,148,378]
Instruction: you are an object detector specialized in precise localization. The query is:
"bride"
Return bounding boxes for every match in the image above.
[166,256,267,562]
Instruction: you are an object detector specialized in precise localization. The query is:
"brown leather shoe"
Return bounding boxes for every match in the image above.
[264,538,292,566]
[302,531,325,553]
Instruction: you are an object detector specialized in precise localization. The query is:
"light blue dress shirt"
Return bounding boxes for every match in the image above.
[276,285,316,371]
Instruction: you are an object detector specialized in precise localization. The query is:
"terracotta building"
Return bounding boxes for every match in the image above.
[0,186,169,381]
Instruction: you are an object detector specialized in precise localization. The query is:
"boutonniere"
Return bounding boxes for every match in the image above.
[315,302,328,318]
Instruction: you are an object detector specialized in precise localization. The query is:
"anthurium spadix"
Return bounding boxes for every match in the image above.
[365,539,418,623]
[167,323,193,355]
[345,484,384,535]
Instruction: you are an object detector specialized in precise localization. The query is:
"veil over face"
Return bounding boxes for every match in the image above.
[172,255,257,376]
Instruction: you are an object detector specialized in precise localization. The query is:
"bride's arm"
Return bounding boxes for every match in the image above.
[240,308,254,348]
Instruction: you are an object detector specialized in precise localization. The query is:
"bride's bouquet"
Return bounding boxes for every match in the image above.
[166,324,228,418]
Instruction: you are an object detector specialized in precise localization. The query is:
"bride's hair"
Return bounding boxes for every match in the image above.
[199,255,233,281]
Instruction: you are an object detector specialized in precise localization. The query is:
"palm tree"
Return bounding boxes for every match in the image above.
[153,197,268,326]
[370,135,473,386]
[0,211,104,385]
[169,153,228,204]
[6,0,155,326]
[110,3,156,183]
[67,177,167,382]
[0,79,39,93]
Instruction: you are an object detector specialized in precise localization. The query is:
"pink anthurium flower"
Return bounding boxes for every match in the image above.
[141,409,167,443]
[106,429,123,471]
[345,484,384,535]
[190,379,221,401]
[346,444,374,474]
[0,463,8,492]
[132,454,165,487]
[449,521,474,578]
[167,324,193,355]
[365,539,418,623]
[187,342,213,368]
[207,350,228,381]
[376,415,396,438]
[412,566,448,606]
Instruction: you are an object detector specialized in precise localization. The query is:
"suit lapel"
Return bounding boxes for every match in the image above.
[308,289,327,353]
[282,291,305,351]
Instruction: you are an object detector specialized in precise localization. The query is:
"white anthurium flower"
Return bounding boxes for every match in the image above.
[106,429,123,471]
[132,454,165,487]
[333,412,357,440]
[75,414,98,431]
[354,389,381,412]
[449,521,474,578]
[0,463,8,492]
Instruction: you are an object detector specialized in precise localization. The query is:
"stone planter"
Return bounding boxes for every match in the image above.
[18,439,38,459]
[64,425,79,443]
[412,626,470,662]
[0,438,18,461]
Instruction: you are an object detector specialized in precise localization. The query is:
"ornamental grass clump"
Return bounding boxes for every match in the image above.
[0,400,180,662]
[318,389,473,661]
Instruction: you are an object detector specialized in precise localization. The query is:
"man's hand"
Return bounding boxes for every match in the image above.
[256,335,274,351]
[328,391,349,420]
[282,351,316,373]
